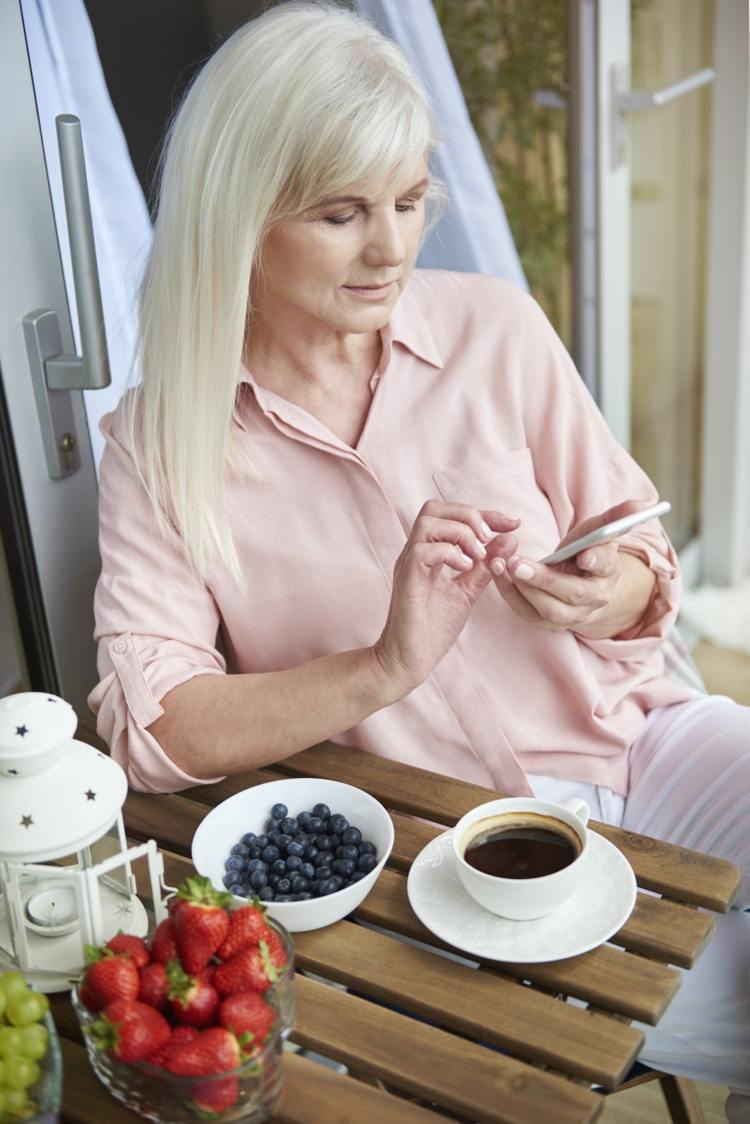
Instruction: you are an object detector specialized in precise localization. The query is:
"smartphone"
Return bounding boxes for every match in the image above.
[540,501,671,566]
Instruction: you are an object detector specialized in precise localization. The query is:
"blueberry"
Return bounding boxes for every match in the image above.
[248,845,264,860]
[264,817,277,834]
[297,891,313,900]
[350,869,367,882]
[313,852,333,868]
[258,885,274,900]
[222,873,237,888]
[271,803,288,820]
[316,835,333,851]
[234,885,251,897]
[293,833,309,848]
[328,833,341,848]
[336,859,356,877]
[275,894,294,902]
[305,845,319,862]
[308,816,323,834]
[256,834,269,849]
[241,832,258,846]
[329,814,349,835]
[225,855,245,871]
[247,858,269,874]
[228,882,244,895]
[262,845,280,863]
[318,878,337,896]
[275,833,292,852]
[310,879,322,896]
[289,874,307,893]
[360,840,376,855]
[327,875,344,891]
[276,877,292,894]
[271,859,287,876]
[312,803,331,820]
[358,853,378,873]
[286,841,305,858]
[286,855,302,872]
[249,869,269,890]
[230,842,249,857]
[300,862,315,881]
[297,811,312,828]
[269,874,282,888]
[342,827,362,845]
[337,845,359,861]
[279,817,297,835]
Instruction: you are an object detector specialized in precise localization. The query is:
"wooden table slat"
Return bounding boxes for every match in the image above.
[357,868,681,1025]
[272,1051,448,1124]
[291,972,602,1124]
[293,920,643,1088]
[275,743,740,912]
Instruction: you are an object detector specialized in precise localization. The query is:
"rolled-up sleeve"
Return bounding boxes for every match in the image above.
[87,408,227,792]
[518,296,681,662]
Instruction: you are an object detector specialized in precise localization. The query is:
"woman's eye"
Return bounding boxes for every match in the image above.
[396,202,417,213]
[324,212,356,226]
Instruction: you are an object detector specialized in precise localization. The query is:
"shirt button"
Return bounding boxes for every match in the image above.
[112,638,128,654]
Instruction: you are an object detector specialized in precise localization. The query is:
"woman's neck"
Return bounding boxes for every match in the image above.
[245,322,382,397]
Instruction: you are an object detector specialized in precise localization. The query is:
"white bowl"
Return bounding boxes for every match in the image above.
[191,778,394,932]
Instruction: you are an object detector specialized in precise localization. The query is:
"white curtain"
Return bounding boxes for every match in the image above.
[20,0,153,470]
[355,0,527,288]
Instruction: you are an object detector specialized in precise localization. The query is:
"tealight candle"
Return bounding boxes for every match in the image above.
[26,885,79,932]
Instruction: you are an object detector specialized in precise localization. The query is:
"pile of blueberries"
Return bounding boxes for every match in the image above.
[222,801,379,901]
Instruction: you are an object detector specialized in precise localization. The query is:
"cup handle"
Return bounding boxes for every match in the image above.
[562,798,590,826]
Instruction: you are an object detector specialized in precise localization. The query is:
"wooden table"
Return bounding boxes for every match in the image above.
[52,742,740,1124]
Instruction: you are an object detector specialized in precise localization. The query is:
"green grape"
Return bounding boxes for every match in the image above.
[5,993,48,1029]
[3,1056,40,1090]
[0,988,5,1020]
[0,1085,29,1114]
[0,973,28,1003]
[15,1024,47,1062]
[0,1027,23,1059]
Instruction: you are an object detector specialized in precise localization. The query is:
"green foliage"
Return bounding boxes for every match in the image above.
[433,0,570,337]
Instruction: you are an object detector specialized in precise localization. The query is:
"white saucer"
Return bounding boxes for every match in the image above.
[406,829,637,963]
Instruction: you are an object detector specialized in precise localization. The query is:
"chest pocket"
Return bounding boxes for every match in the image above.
[432,448,560,560]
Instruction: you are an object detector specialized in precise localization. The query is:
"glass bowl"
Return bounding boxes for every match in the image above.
[18,1008,63,1124]
[70,986,285,1123]
[262,916,295,1036]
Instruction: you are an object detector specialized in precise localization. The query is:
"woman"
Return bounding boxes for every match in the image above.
[89,2,750,1116]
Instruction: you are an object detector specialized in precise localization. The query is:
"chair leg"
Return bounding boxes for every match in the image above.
[659,1074,707,1124]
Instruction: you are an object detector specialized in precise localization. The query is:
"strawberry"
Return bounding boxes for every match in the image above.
[105,933,150,969]
[90,999,171,1062]
[191,1075,239,1115]
[167,961,220,1028]
[150,917,179,966]
[138,962,169,1011]
[213,942,278,997]
[162,1026,243,1076]
[218,991,275,1051]
[216,902,271,960]
[82,946,139,1010]
[173,876,232,975]
[78,978,103,1013]
[263,928,289,971]
[147,1025,198,1068]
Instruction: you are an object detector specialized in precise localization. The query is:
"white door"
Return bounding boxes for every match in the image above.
[0,1,102,728]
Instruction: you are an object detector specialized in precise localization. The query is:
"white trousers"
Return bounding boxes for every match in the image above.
[530,693,750,1119]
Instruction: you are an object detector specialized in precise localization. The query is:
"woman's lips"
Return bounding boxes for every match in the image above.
[342,282,394,300]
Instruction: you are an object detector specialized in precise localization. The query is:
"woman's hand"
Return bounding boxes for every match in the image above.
[487,541,656,639]
[371,500,520,693]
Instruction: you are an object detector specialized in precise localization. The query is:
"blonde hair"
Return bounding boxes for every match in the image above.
[125,0,443,584]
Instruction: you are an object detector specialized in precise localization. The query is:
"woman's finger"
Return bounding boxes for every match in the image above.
[417,500,520,547]
[507,557,611,610]
[408,540,476,574]
[574,542,619,577]
[413,516,491,563]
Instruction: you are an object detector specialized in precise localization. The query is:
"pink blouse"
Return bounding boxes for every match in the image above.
[88,270,692,794]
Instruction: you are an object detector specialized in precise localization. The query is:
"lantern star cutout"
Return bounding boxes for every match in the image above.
[8,769,18,775]
[20,815,33,828]
[15,725,29,737]
[85,789,96,801]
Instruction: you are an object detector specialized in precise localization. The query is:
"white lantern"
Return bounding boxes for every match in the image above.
[0,692,169,992]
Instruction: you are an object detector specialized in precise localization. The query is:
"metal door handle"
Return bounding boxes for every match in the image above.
[612,65,715,167]
[23,114,111,479]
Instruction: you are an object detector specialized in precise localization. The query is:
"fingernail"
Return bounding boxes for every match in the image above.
[475,540,487,558]
[459,551,474,567]
[513,562,535,580]
[588,553,598,568]
[490,558,505,577]
[480,521,493,541]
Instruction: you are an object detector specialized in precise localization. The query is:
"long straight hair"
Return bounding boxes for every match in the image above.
[124,1,443,585]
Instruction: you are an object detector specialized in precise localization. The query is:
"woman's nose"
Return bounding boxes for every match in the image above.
[363,212,406,267]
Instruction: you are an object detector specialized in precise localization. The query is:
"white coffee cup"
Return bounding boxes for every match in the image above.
[451,797,590,920]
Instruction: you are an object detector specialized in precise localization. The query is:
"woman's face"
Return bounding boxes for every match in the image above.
[252,160,428,338]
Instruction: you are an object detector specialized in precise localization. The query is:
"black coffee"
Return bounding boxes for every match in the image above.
[463,819,579,880]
